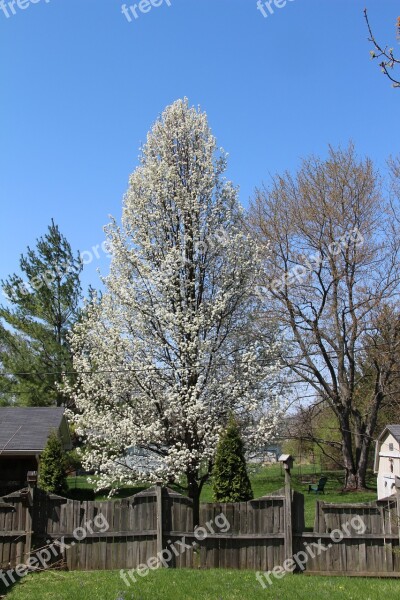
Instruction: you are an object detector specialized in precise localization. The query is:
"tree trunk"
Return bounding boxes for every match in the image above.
[187,472,200,527]
[340,412,356,490]
[354,436,370,490]
[341,418,370,491]
[344,464,368,491]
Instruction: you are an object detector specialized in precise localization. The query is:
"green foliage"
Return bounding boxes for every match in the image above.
[212,418,253,502]
[0,220,82,406]
[38,431,67,494]
[64,448,83,474]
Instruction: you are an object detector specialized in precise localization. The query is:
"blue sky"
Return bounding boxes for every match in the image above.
[1,0,399,294]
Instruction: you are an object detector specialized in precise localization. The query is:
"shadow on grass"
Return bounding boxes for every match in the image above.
[0,572,25,597]
[66,475,150,501]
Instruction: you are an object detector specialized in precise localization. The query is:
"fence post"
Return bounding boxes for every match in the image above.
[279,455,293,562]
[395,476,400,542]
[156,481,164,564]
[24,471,37,561]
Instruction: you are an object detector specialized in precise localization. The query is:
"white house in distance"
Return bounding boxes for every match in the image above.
[374,425,400,500]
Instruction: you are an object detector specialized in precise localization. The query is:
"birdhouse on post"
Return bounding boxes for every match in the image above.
[27,471,38,488]
[21,471,37,507]
[279,454,294,474]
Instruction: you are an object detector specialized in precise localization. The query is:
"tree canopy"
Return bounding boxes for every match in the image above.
[249,144,400,490]
[0,220,82,406]
[67,99,284,521]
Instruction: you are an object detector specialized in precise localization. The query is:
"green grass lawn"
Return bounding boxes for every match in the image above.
[66,463,378,528]
[0,467,384,598]
[2,569,400,600]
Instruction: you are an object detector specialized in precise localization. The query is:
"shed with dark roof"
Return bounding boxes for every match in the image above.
[0,407,71,494]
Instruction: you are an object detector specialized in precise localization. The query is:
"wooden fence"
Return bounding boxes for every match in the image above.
[1,481,400,576]
[0,484,290,572]
[293,496,400,576]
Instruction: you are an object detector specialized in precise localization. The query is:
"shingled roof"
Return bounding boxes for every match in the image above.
[0,407,71,453]
[386,425,400,444]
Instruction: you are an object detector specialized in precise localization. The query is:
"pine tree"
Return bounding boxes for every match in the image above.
[212,417,253,502]
[38,431,67,494]
[0,220,82,406]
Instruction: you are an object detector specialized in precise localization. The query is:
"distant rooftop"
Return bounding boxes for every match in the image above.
[0,407,68,452]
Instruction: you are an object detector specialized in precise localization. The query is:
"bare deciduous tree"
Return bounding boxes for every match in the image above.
[249,144,400,490]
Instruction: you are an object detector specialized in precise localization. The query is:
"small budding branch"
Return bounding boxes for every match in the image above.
[364,8,400,88]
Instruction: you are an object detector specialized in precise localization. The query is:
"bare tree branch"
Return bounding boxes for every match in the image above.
[364,8,400,88]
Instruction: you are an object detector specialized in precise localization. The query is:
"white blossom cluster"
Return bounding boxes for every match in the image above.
[65,99,284,493]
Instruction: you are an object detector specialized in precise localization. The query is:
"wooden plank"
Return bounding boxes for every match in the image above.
[0,530,27,537]
[247,502,254,569]
[304,570,400,577]
[39,530,157,539]
[292,492,305,533]
[107,499,116,570]
[3,498,14,567]
[296,532,400,540]
[284,472,292,562]
[65,501,74,570]
[156,484,163,564]
[113,500,122,572]
[358,534,367,573]
[238,502,247,570]
[186,499,194,568]
[97,502,107,570]
[16,499,26,566]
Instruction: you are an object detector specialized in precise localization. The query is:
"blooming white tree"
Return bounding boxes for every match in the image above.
[67,99,283,521]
